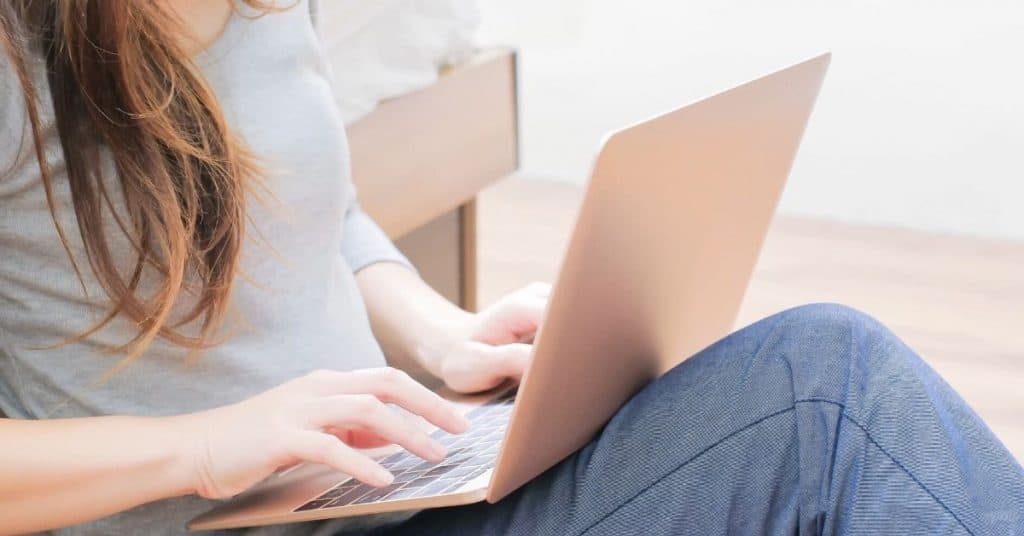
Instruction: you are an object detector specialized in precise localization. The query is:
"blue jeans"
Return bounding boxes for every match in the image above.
[368,304,1024,535]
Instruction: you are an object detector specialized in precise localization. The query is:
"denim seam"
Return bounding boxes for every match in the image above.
[821,398,846,535]
[576,405,798,536]
[576,398,974,536]
[793,397,974,536]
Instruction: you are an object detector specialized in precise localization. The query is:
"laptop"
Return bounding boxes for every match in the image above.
[188,53,830,531]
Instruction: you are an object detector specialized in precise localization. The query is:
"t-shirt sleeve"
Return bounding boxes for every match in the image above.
[340,198,415,273]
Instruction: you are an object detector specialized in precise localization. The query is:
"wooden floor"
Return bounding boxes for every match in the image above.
[475,176,1024,463]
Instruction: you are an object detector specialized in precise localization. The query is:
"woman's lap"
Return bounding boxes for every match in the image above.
[364,303,1024,535]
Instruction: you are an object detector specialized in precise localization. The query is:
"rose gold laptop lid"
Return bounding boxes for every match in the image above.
[487,53,831,501]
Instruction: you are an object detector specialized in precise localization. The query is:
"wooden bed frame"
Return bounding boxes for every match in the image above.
[347,48,519,312]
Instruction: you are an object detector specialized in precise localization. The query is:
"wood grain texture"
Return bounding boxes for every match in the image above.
[476,176,1024,462]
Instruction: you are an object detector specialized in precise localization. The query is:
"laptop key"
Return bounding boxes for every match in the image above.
[378,451,407,466]
[393,470,425,484]
[324,484,375,508]
[431,426,455,439]
[443,464,480,480]
[446,452,475,466]
[294,498,332,511]
[385,485,427,501]
[389,456,421,471]
[422,464,457,478]
[463,404,496,421]
[293,391,517,512]
[354,484,404,505]
[465,425,489,437]
[438,434,461,447]
[317,485,351,500]
[419,477,461,496]
[461,466,490,483]
[448,438,479,452]
[402,473,440,489]
[409,459,439,472]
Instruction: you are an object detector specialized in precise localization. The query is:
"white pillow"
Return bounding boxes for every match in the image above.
[317,0,480,124]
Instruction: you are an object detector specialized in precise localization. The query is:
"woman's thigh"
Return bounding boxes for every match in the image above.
[370,303,1024,535]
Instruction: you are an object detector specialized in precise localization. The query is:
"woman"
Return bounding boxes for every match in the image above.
[0,1,1021,535]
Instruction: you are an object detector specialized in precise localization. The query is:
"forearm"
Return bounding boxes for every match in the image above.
[0,414,194,534]
[355,262,472,378]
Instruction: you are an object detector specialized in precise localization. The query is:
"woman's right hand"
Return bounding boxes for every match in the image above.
[178,367,469,499]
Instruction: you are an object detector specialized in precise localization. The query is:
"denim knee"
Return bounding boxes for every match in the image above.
[758,303,912,405]
[772,303,889,342]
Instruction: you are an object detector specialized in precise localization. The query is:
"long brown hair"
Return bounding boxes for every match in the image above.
[0,2,262,369]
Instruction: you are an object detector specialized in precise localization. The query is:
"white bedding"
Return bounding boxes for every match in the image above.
[317,0,480,124]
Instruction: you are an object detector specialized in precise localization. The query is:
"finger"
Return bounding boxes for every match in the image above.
[511,294,548,329]
[305,394,448,463]
[486,343,533,380]
[439,347,507,394]
[302,368,469,434]
[444,343,531,394]
[343,429,394,449]
[324,426,393,449]
[288,431,393,487]
[478,295,548,344]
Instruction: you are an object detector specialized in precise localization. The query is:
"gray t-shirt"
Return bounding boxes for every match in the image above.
[0,2,410,534]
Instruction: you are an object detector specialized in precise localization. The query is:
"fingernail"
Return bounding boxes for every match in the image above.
[428,441,447,460]
[373,468,394,486]
[455,414,471,432]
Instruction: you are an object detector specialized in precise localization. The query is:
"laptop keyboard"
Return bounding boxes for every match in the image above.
[293,390,516,512]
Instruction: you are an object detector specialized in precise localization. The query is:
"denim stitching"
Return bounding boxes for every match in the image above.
[577,398,974,536]
[821,398,846,534]
[793,398,975,536]
[577,406,797,536]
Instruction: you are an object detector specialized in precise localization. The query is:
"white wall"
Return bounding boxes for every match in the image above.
[476,0,1024,240]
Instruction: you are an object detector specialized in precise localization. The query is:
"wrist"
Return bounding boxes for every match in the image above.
[412,309,475,378]
[355,262,476,379]
[162,412,212,498]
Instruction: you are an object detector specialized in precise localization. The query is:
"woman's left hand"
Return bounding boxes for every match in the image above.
[438,282,551,393]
